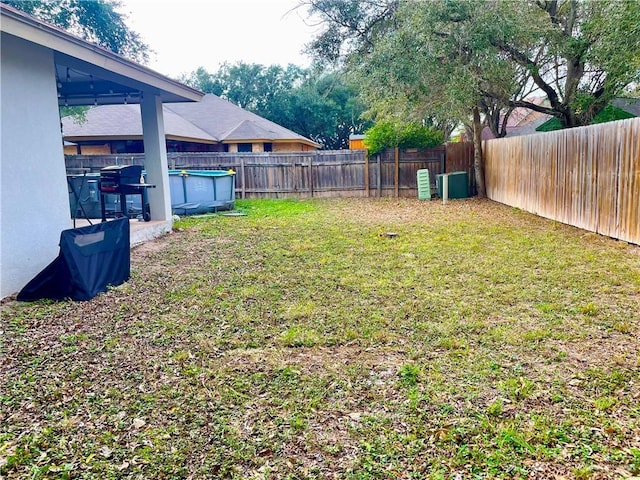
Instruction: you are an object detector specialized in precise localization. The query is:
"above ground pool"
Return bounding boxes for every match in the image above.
[168,170,236,215]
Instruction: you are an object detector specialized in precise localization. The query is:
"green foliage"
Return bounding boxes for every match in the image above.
[178,67,224,96]
[5,0,149,63]
[398,364,421,387]
[591,105,636,124]
[59,106,89,125]
[536,118,564,133]
[364,121,443,155]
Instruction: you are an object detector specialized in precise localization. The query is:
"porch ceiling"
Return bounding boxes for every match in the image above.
[53,52,193,107]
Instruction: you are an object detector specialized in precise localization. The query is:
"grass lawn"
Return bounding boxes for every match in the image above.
[1,197,639,479]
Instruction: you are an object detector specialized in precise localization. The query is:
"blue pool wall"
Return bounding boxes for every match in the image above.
[168,170,236,215]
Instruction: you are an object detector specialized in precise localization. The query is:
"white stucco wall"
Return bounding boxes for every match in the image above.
[1,34,72,298]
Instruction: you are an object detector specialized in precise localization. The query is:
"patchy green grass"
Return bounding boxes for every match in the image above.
[2,197,639,479]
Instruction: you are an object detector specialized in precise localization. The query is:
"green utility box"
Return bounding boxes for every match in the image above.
[436,171,469,199]
[417,169,431,200]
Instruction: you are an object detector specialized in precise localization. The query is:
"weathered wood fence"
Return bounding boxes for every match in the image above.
[66,146,457,199]
[484,118,640,245]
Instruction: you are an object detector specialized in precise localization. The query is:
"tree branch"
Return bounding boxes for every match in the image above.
[495,41,562,110]
[509,99,558,116]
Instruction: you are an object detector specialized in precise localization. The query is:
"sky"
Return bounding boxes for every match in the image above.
[118,0,320,79]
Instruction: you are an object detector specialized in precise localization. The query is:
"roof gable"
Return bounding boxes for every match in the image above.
[222,119,279,141]
[165,94,320,146]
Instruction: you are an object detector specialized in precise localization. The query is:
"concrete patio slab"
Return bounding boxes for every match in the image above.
[70,218,171,247]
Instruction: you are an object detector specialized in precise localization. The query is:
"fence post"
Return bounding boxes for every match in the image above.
[394,147,400,197]
[376,154,382,198]
[240,157,246,199]
[365,151,370,197]
[308,155,313,198]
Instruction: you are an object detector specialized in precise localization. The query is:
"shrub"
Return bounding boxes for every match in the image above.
[364,121,444,155]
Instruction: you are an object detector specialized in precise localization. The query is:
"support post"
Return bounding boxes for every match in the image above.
[442,173,449,205]
[365,151,370,197]
[240,157,246,199]
[376,154,382,198]
[140,94,170,221]
[308,155,313,198]
[394,147,400,197]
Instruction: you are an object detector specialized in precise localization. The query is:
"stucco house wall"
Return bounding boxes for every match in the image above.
[1,34,73,298]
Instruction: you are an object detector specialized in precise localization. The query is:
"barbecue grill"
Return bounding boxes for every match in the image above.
[99,165,155,222]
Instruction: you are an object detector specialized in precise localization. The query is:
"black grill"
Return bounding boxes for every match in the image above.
[99,165,155,222]
[99,165,143,193]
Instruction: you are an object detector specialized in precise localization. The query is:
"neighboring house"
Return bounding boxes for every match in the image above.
[0,3,203,299]
[611,97,640,117]
[62,94,321,154]
[482,97,551,140]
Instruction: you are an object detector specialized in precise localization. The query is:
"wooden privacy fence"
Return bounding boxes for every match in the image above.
[66,145,460,199]
[484,118,640,245]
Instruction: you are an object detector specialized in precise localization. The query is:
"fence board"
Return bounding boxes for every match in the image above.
[485,118,639,245]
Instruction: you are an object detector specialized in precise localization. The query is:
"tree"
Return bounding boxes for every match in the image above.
[5,0,150,63]
[180,62,305,124]
[283,73,372,149]
[178,67,224,97]
[307,0,640,129]
[309,0,509,195]
[494,0,640,128]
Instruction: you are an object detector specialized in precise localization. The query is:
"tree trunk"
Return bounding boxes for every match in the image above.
[472,106,486,198]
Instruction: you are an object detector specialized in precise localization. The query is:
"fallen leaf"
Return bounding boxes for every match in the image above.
[99,446,112,458]
[132,418,146,429]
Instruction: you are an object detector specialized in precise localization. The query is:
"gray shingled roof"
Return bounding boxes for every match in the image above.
[612,98,640,117]
[62,104,216,142]
[62,94,320,147]
[222,120,280,141]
